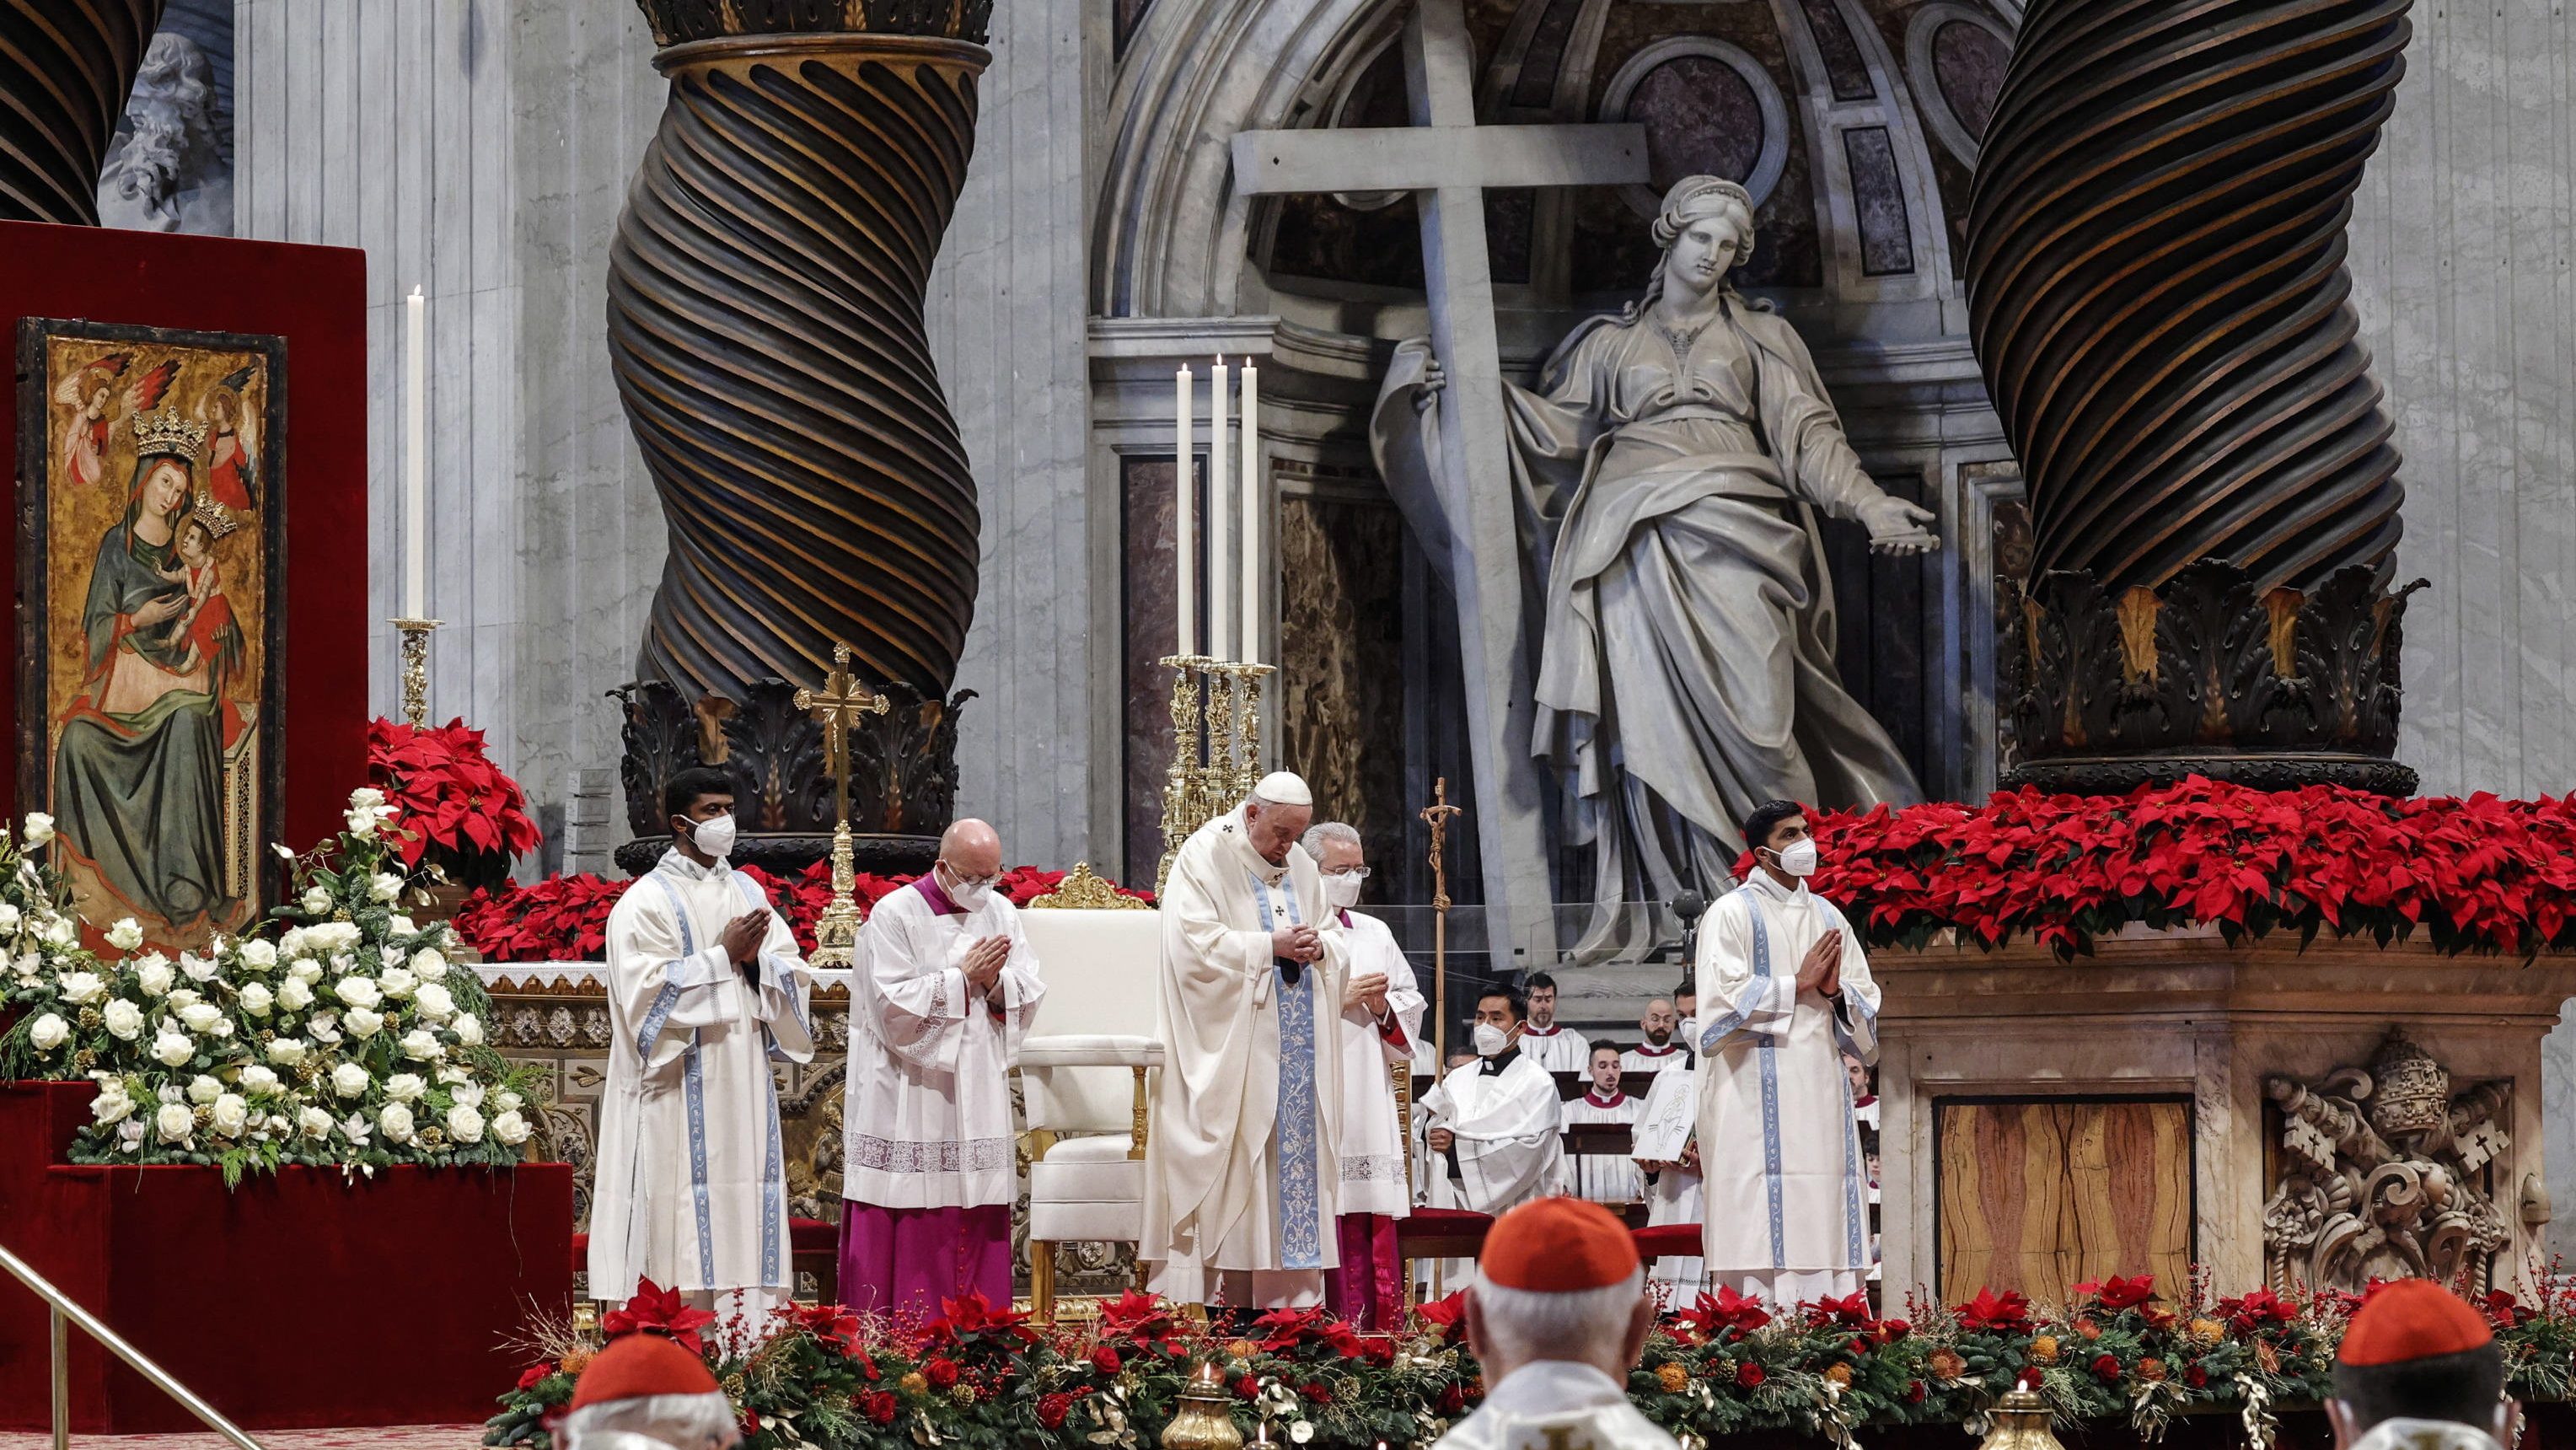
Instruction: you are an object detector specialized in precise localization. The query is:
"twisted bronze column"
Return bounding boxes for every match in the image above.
[610,2,989,706]
[1965,0,2411,594]
[1969,0,2431,793]
[608,1,990,863]
[0,0,166,223]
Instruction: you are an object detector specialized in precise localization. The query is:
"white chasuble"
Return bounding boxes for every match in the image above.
[1516,1023,1591,1077]
[1417,1050,1564,1213]
[844,877,1046,1209]
[1140,805,1350,1304]
[1693,872,1879,1302]
[1334,909,1425,1217]
[593,850,815,1299]
[1561,1089,1645,1204]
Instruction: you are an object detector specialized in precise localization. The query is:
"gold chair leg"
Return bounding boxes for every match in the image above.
[1032,1241,1057,1325]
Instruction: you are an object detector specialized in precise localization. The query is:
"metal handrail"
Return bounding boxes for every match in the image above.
[0,1238,265,1450]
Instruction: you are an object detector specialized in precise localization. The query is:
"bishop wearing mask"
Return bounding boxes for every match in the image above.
[839,819,1046,1316]
[1140,773,1352,1307]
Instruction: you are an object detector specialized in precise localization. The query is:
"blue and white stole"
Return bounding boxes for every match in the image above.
[643,864,789,1290]
[1247,868,1323,1271]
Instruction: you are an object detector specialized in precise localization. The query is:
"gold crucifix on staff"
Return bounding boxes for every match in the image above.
[794,642,889,966]
[1419,777,1462,1077]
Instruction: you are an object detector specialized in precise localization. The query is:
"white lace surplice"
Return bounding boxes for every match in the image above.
[842,879,1046,1209]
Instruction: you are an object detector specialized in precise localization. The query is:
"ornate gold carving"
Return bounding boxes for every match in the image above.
[392,618,441,729]
[795,642,892,968]
[1153,656,1276,893]
[1028,862,1148,911]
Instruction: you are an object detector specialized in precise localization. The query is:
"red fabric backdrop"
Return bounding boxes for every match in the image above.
[0,1081,572,1431]
[0,219,369,851]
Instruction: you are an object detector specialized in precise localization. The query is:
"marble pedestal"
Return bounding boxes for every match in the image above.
[1874,926,2576,1304]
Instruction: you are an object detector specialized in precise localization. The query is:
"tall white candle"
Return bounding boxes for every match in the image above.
[1238,361,1260,668]
[1206,357,1232,662]
[1174,364,1195,658]
[404,286,427,620]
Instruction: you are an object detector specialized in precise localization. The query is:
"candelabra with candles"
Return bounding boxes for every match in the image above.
[1155,656,1273,894]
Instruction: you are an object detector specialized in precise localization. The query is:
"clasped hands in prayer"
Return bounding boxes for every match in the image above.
[960,934,1011,1002]
[1795,928,1843,1000]
[720,910,770,984]
[1269,924,1323,965]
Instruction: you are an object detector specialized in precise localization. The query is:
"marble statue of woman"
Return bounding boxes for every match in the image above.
[1371,176,1937,959]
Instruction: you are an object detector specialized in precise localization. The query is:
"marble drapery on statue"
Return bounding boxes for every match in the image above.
[593,850,815,1315]
[1373,178,1931,959]
[839,873,1045,1316]
[1693,872,1878,1302]
[1140,805,1351,1306]
[1417,1047,1566,1212]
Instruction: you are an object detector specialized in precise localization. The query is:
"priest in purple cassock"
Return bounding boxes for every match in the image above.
[839,819,1046,1316]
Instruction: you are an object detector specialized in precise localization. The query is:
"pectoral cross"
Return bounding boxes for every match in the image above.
[793,642,888,965]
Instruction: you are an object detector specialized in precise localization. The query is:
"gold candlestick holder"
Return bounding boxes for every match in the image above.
[1155,656,1277,893]
[390,617,442,727]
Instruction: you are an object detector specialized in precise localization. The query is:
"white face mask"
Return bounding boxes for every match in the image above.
[687,812,737,861]
[1772,837,1818,878]
[1323,873,1364,910]
[946,871,994,912]
[1473,1022,1510,1057]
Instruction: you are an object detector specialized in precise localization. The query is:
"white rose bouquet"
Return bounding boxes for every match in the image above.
[3,789,540,1185]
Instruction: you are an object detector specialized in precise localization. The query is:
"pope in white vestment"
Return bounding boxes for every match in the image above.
[593,792,814,1326]
[1140,776,1351,1307]
[840,819,1046,1316]
[1693,808,1879,1305]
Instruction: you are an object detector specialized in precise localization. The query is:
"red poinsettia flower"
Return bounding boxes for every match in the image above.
[793,1302,865,1352]
[1097,1289,1178,1345]
[601,1277,720,1357]
[2072,1275,2156,1311]
[517,1362,554,1391]
[1415,1292,1470,1345]
[1688,1286,1773,1339]
[1805,1291,1874,1327]
[1954,1288,2035,1335]
[368,717,543,867]
[920,1290,1037,1348]
[2480,1289,2526,1329]
[1253,1304,1328,1351]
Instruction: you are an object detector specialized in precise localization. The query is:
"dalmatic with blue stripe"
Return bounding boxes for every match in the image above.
[1691,877,1879,1294]
[586,850,817,1301]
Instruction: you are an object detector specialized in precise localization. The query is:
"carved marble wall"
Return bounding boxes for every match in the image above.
[1275,473,1408,872]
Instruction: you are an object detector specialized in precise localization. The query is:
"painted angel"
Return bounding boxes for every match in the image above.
[51,354,178,488]
[196,366,259,509]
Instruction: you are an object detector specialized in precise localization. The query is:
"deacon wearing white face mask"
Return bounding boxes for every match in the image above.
[593,765,815,1329]
[1417,985,1565,1215]
[840,818,1046,1317]
[1694,798,1878,1304]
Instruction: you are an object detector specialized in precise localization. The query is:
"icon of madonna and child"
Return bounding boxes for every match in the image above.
[24,325,277,951]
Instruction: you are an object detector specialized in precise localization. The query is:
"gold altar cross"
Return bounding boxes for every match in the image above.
[793,642,890,822]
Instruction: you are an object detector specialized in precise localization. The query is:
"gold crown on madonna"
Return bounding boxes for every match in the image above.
[130,408,208,460]
[185,494,242,542]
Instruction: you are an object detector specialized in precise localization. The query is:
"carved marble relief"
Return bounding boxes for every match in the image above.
[2262,1031,2534,1294]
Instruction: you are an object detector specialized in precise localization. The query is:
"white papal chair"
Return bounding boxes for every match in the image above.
[1017,865,1164,1323]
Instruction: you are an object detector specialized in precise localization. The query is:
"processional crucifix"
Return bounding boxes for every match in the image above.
[795,642,890,967]
[1232,0,1646,969]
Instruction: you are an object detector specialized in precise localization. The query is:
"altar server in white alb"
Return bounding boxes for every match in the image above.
[1515,972,1589,1076]
[1419,985,1565,1212]
[593,766,815,1325]
[839,818,1045,1317]
[1140,772,1352,1307]
[1694,798,1878,1303]
[1562,1042,1645,1205]
[1306,820,1426,1330]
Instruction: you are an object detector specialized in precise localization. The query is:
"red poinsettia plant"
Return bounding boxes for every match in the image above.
[1783,777,2576,959]
[368,717,543,889]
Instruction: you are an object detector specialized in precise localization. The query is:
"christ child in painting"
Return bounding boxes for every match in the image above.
[159,513,235,674]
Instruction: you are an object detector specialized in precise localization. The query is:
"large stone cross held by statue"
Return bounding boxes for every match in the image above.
[1231,0,1646,967]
